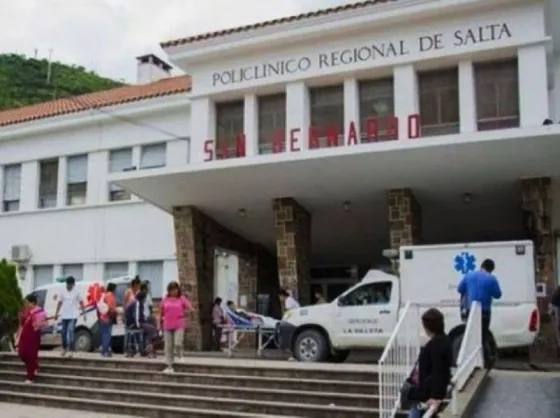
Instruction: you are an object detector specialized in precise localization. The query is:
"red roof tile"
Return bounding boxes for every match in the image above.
[0,75,191,128]
[161,0,394,48]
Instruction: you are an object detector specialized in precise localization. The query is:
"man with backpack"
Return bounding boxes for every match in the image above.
[125,286,157,357]
[97,283,117,358]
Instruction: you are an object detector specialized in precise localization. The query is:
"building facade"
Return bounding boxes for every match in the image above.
[2,0,560,355]
[113,0,560,354]
[0,59,191,297]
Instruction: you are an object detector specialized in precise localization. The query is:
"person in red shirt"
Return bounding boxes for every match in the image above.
[16,294,47,383]
[98,283,117,357]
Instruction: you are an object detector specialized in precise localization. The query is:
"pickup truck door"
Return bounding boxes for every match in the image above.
[333,280,397,348]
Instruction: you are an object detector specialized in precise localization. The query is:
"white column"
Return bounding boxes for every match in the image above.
[286,82,310,152]
[166,140,189,167]
[393,65,419,139]
[86,152,104,205]
[458,61,477,133]
[344,78,360,142]
[53,265,63,280]
[244,94,258,157]
[518,43,549,127]
[190,97,216,163]
[128,261,138,277]
[0,165,4,209]
[20,161,39,211]
[57,156,67,207]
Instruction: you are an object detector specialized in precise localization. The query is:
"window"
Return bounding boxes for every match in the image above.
[309,85,344,148]
[66,154,88,206]
[38,159,59,209]
[475,59,519,131]
[216,101,245,159]
[33,265,54,289]
[140,143,166,169]
[359,78,394,142]
[32,289,47,309]
[137,260,163,298]
[419,68,460,137]
[338,282,393,307]
[108,148,133,201]
[109,148,133,173]
[258,94,286,154]
[2,164,21,212]
[104,262,129,281]
[62,264,84,281]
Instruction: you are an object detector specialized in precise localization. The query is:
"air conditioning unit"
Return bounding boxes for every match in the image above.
[11,245,32,263]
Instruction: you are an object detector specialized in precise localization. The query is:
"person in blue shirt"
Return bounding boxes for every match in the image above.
[457,258,502,368]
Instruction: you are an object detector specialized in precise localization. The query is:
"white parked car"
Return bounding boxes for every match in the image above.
[280,240,539,363]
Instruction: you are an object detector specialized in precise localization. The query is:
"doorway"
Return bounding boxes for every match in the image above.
[213,249,239,306]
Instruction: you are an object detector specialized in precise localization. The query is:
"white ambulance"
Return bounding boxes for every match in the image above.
[34,276,134,352]
[33,279,105,351]
[281,240,539,362]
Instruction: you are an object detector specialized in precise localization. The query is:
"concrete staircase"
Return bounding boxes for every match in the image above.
[0,353,405,417]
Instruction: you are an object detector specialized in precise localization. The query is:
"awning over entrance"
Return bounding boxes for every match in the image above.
[113,127,560,263]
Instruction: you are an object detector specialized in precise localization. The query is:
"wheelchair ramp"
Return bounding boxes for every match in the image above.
[467,370,560,417]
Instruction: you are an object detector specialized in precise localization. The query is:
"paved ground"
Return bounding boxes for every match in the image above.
[467,370,560,417]
[0,403,136,418]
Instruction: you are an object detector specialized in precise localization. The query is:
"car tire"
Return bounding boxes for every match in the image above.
[451,333,463,367]
[329,349,350,363]
[293,329,329,362]
[75,329,93,352]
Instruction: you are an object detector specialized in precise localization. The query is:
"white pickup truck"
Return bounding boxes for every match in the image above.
[280,240,540,362]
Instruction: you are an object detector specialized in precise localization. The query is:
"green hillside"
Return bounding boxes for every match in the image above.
[0,53,125,111]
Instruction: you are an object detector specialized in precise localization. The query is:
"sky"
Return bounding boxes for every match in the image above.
[0,0,356,83]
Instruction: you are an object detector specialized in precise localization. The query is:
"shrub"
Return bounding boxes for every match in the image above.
[0,259,23,336]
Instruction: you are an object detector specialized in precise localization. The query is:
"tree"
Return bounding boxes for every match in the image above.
[0,259,23,339]
[0,53,124,111]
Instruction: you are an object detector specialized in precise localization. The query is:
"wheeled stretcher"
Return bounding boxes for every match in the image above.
[223,308,277,358]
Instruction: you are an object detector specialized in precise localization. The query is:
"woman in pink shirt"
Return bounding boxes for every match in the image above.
[159,281,193,373]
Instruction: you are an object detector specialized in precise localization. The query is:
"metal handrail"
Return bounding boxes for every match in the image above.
[378,301,412,364]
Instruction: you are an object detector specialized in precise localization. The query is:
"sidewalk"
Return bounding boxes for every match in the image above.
[0,403,137,418]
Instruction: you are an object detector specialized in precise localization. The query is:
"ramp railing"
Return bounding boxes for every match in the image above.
[378,302,423,418]
[450,301,484,415]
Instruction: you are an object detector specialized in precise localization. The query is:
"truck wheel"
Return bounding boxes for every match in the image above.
[293,329,328,362]
[450,332,497,369]
[451,333,463,366]
[75,329,93,352]
[329,349,350,363]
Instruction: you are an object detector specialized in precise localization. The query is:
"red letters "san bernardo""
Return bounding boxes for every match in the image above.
[203,114,420,161]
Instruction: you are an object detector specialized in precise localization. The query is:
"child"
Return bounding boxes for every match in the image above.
[16,294,47,384]
[160,281,193,373]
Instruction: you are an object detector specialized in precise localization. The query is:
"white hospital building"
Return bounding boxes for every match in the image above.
[1,0,560,352]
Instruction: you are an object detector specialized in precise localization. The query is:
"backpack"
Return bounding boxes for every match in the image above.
[97,294,109,315]
[125,300,144,328]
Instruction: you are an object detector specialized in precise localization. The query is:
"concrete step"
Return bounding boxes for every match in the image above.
[0,362,378,394]
[0,370,377,408]
[0,391,299,418]
[0,381,379,417]
[0,353,377,382]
